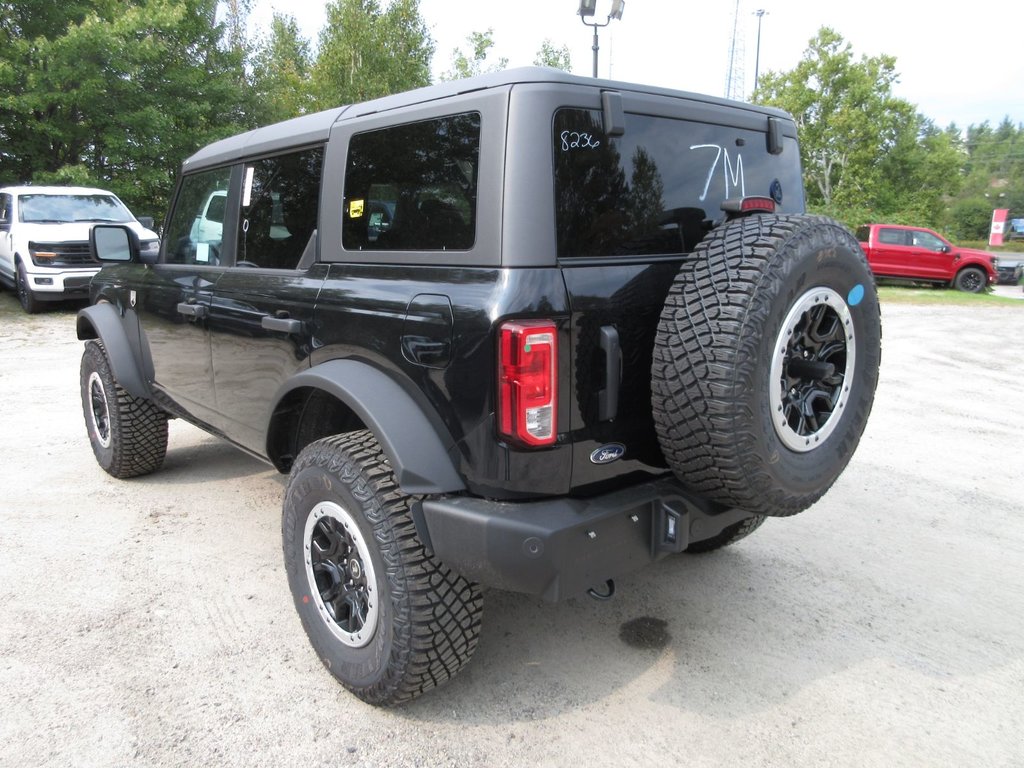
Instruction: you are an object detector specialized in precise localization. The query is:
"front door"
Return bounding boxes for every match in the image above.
[133,165,236,425]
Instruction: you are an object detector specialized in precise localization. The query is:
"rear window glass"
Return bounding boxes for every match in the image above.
[553,109,804,258]
[343,112,480,252]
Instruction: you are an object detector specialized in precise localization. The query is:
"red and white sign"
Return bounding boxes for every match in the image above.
[989,208,1009,247]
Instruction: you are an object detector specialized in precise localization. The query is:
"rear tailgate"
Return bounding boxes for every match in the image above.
[551,96,805,495]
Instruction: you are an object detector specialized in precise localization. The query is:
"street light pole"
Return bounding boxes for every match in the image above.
[578,0,625,78]
[753,9,767,93]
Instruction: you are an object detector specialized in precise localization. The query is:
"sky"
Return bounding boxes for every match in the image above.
[247,0,1021,131]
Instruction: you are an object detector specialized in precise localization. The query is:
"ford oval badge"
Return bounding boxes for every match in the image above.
[590,443,626,465]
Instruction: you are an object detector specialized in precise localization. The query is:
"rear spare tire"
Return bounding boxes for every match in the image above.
[652,214,881,517]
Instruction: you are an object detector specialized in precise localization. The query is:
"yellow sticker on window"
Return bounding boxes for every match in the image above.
[349,199,365,218]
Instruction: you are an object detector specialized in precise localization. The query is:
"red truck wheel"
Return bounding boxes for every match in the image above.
[954,267,986,293]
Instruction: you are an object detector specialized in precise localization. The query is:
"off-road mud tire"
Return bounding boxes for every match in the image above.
[80,339,168,478]
[652,214,881,517]
[282,430,483,707]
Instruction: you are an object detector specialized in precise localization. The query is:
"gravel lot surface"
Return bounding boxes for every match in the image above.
[1,289,1022,768]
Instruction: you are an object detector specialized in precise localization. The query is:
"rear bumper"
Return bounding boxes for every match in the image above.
[420,476,751,602]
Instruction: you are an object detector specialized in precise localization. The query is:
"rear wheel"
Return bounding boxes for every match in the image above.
[953,266,986,293]
[652,214,881,517]
[282,431,482,706]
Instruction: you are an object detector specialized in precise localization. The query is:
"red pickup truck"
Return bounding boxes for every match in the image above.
[855,224,998,293]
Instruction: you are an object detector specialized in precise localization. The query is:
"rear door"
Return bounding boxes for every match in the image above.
[551,96,806,491]
[869,226,908,276]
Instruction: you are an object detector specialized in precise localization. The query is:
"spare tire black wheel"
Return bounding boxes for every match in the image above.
[652,214,881,517]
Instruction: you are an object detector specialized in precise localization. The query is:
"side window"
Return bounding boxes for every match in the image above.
[342,113,480,251]
[912,230,944,251]
[163,167,233,265]
[0,194,10,228]
[877,228,907,246]
[237,147,323,270]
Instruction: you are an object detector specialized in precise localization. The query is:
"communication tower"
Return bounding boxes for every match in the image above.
[724,0,746,101]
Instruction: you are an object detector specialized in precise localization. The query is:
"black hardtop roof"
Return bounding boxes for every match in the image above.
[183,66,792,172]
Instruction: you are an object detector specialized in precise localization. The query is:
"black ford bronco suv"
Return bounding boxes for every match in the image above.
[77,68,881,706]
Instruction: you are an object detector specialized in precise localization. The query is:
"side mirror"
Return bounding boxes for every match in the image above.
[137,215,155,230]
[940,245,951,253]
[90,224,140,263]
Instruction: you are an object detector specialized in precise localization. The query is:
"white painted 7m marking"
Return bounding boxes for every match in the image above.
[690,144,746,202]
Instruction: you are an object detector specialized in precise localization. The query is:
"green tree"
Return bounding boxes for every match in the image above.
[311,0,433,107]
[442,28,507,81]
[534,39,572,71]
[948,197,996,241]
[956,118,1024,222]
[871,116,963,227]
[220,0,251,59]
[754,27,960,227]
[0,0,254,218]
[251,13,315,122]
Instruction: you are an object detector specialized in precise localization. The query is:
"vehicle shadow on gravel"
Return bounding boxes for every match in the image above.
[398,525,998,724]
[393,548,793,723]
[149,427,281,485]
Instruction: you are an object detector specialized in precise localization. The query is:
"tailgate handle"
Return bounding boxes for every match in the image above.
[598,325,621,421]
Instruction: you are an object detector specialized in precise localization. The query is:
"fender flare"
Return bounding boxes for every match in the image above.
[76,303,153,400]
[275,360,466,495]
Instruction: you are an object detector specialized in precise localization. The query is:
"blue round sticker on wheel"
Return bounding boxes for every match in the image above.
[848,283,865,307]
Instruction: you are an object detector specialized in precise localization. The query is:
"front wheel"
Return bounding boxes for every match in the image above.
[953,266,986,293]
[16,261,41,314]
[282,431,482,706]
[80,340,168,478]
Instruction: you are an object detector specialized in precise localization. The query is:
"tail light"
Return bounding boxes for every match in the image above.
[498,320,557,447]
[721,196,776,216]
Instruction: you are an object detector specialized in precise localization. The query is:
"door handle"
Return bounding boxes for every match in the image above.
[177,301,208,319]
[598,325,621,421]
[261,314,301,334]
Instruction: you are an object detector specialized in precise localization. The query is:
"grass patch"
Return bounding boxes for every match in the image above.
[877,285,1023,306]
